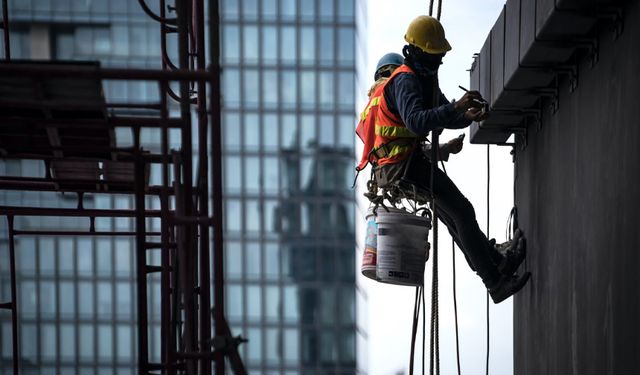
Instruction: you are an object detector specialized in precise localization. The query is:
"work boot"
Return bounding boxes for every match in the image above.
[494,229,526,276]
[489,272,531,304]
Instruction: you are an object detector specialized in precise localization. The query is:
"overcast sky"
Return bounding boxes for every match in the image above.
[359,1,516,374]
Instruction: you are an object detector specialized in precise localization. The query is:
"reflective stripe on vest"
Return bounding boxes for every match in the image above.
[360,96,381,121]
[374,125,417,138]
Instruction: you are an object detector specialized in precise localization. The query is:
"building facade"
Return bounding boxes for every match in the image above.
[0,0,366,374]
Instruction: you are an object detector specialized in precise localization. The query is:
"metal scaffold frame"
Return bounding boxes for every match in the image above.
[0,0,244,373]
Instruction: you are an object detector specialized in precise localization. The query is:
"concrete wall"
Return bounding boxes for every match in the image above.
[513,1,640,374]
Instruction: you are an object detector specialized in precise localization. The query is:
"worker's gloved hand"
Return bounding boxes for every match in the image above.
[445,136,464,154]
[463,107,490,122]
[454,90,484,112]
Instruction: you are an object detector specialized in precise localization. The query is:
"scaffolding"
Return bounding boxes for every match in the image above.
[0,0,244,373]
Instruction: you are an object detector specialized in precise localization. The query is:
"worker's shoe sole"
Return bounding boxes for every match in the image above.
[489,272,531,304]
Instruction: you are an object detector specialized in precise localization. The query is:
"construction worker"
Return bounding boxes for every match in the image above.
[359,16,529,303]
[358,52,465,172]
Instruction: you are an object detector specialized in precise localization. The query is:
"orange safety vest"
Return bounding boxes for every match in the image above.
[356,64,418,170]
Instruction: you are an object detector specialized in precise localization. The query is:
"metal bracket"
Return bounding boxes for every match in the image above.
[554,63,579,93]
[597,6,624,40]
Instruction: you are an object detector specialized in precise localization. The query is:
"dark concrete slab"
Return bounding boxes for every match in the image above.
[514,1,640,374]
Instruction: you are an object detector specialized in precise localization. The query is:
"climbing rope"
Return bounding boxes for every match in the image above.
[452,238,462,375]
[485,145,491,375]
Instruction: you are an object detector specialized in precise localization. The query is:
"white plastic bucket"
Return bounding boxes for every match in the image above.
[375,207,431,286]
[361,208,378,280]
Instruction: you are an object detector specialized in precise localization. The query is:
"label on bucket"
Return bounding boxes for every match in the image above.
[361,216,378,280]
[365,219,377,249]
[376,216,429,286]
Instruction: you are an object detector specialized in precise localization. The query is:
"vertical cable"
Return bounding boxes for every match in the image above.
[452,239,462,375]
[437,0,443,20]
[486,145,491,375]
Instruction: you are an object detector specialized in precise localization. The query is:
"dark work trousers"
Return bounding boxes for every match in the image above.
[375,150,502,287]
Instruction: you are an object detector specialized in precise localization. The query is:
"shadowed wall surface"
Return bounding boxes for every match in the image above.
[514,1,640,374]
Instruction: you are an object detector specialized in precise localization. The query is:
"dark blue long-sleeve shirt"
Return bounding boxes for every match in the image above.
[383,72,471,136]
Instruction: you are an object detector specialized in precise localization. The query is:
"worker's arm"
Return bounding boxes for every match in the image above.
[439,93,472,129]
[385,73,468,136]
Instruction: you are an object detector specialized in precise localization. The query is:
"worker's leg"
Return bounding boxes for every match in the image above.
[404,153,501,287]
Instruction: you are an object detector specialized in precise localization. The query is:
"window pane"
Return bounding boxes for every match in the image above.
[265,286,280,322]
[243,70,260,108]
[41,324,57,360]
[223,112,241,151]
[246,328,262,364]
[281,114,297,148]
[337,27,355,65]
[280,0,296,20]
[300,27,315,63]
[338,72,355,110]
[300,114,316,150]
[263,199,278,235]
[225,241,243,279]
[21,324,37,363]
[58,238,74,276]
[60,281,75,318]
[245,199,260,232]
[243,26,259,63]
[96,239,112,276]
[222,0,239,19]
[60,324,75,361]
[264,244,280,279]
[97,281,112,318]
[319,27,334,65]
[79,324,94,361]
[225,156,242,193]
[338,0,354,19]
[226,285,243,321]
[223,25,240,63]
[319,0,334,21]
[78,281,94,317]
[116,282,131,318]
[319,114,335,146]
[319,72,335,109]
[265,328,279,364]
[261,26,277,64]
[246,286,262,322]
[281,71,297,109]
[39,237,55,276]
[284,328,299,363]
[98,324,112,361]
[280,27,296,64]
[244,158,260,194]
[263,114,279,150]
[225,199,242,232]
[40,281,56,316]
[223,69,241,108]
[262,69,278,109]
[263,157,279,193]
[20,281,37,316]
[117,325,132,361]
[283,285,299,323]
[300,0,316,21]
[245,242,261,280]
[338,114,355,147]
[242,0,258,20]
[114,238,131,276]
[262,0,277,20]
[243,113,260,149]
[300,71,316,109]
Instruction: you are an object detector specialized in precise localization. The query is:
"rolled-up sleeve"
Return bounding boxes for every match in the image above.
[385,73,471,136]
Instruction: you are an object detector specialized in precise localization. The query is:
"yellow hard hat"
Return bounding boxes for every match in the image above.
[404,15,452,54]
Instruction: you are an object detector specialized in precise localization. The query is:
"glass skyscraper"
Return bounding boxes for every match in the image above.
[0,0,366,374]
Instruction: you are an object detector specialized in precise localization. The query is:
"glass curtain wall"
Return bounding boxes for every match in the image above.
[220,0,362,374]
[0,0,365,374]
